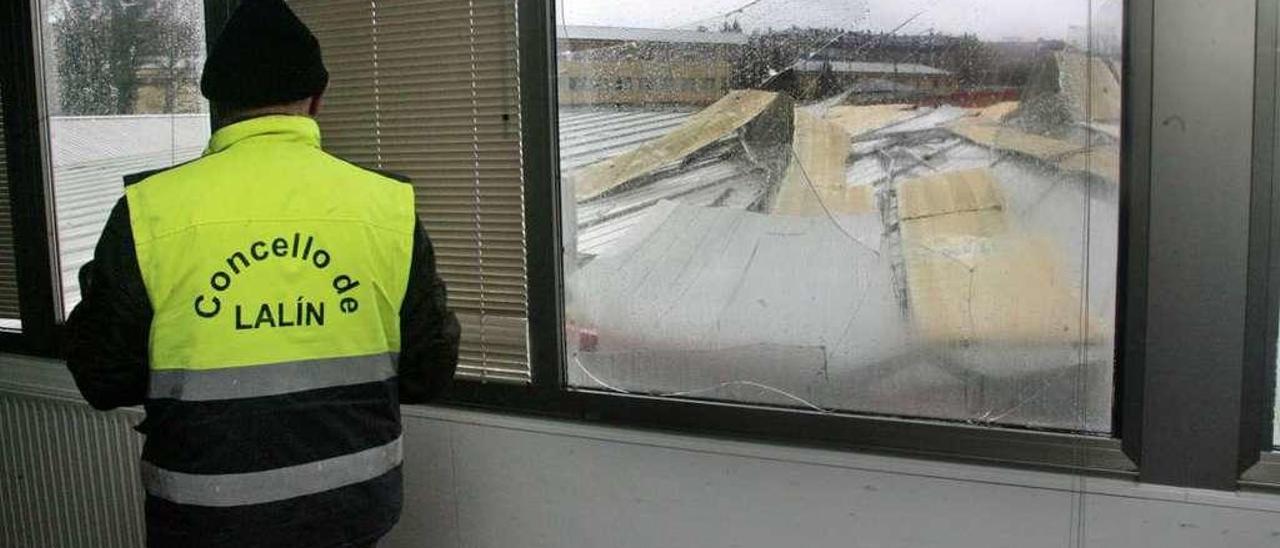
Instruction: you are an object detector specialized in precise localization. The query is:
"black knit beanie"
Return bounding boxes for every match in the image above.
[200,0,329,108]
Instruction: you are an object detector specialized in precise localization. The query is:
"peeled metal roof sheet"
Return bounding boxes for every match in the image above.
[571,90,782,201]
[898,168,1003,221]
[946,120,1119,184]
[771,110,874,216]
[947,121,1083,159]
[824,103,918,137]
[1055,51,1122,123]
[897,167,1108,347]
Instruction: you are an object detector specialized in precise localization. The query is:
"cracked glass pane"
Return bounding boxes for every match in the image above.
[37,0,211,314]
[557,0,1122,433]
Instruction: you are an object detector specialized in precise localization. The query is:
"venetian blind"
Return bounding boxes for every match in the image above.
[289,0,530,383]
[0,91,21,321]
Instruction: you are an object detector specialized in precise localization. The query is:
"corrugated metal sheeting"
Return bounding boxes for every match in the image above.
[563,83,1119,431]
[48,115,209,309]
[559,109,693,172]
[560,106,770,258]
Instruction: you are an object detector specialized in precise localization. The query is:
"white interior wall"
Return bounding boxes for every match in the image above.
[4,354,1280,548]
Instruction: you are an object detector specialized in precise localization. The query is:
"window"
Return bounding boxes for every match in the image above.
[0,0,1270,491]
[36,0,210,313]
[557,0,1123,432]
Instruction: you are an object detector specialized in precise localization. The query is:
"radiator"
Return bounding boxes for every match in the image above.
[0,394,146,547]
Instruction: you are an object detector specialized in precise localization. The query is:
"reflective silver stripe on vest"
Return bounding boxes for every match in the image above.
[141,436,403,507]
[148,353,398,401]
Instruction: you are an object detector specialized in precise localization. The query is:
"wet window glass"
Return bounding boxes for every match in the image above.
[557,0,1123,432]
[37,0,210,313]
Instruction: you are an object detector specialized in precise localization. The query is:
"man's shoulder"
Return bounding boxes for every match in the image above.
[325,154,413,185]
[124,151,415,192]
[123,158,204,187]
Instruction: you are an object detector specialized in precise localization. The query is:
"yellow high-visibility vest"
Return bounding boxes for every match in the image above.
[127,115,415,508]
[129,115,413,373]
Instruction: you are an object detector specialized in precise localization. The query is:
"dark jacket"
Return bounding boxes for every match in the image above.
[64,167,460,548]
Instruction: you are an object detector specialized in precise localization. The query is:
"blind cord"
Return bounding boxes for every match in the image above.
[371,0,383,168]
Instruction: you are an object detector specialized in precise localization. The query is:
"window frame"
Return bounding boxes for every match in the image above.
[447,0,1148,479]
[444,0,1280,490]
[2,0,1274,491]
[1116,0,1274,490]
[1242,0,1280,489]
[0,0,63,357]
[0,0,223,358]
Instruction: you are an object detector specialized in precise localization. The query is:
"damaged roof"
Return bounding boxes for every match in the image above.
[562,65,1119,429]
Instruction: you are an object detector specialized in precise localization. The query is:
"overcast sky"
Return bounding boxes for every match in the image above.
[560,0,1122,41]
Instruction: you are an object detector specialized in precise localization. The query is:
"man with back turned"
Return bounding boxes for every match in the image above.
[64,1,461,546]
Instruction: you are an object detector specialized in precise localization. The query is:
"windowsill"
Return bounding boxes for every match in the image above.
[4,351,1280,512]
[0,352,82,402]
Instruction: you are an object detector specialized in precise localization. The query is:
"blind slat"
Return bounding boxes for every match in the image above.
[0,91,21,319]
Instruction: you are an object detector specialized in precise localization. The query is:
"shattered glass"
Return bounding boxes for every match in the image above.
[558,0,1123,433]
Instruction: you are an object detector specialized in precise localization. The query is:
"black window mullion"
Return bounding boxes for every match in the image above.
[1241,0,1280,471]
[1125,0,1262,490]
[518,0,567,390]
[1241,0,1280,489]
[1118,0,1155,466]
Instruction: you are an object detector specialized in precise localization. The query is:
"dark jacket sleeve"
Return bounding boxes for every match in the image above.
[398,218,461,403]
[64,198,154,411]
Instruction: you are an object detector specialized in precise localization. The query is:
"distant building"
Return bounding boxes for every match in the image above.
[558,25,749,51]
[133,56,204,114]
[790,60,956,97]
[557,25,747,106]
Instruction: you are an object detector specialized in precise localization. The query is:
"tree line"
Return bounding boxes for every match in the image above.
[51,0,204,116]
[729,28,1020,101]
